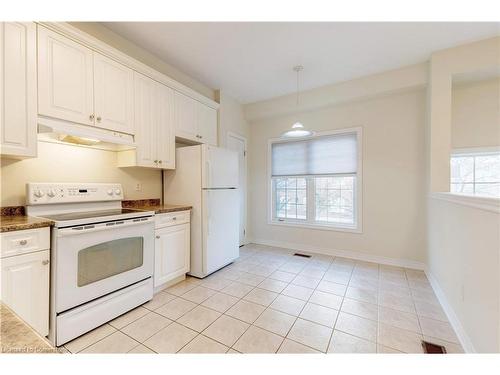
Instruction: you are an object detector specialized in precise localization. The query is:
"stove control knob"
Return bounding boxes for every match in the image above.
[34,189,45,198]
[107,189,114,196]
[114,188,122,196]
[47,189,56,198]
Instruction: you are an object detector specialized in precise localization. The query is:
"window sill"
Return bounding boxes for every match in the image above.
[430,192,500,213]
[269,219,362,234]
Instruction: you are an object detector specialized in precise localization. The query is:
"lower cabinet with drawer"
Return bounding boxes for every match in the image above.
[154,211,191,288]
[0,227,50,336]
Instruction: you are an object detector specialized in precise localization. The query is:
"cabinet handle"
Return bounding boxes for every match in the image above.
[158,160,162,164]
[96,116,102,122]
[19,239,28,246]
[89,114,95,121]
[156,235,160,239]
[199,135,203,139]
[42,260,49,265]
[172,217,177,220]
[154,160,158,163]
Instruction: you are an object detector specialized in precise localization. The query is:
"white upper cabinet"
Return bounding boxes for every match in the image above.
[38,26,135,135]
[174,91,198,141]
[157,83,175,169]
[38,26,94,126]
[93,53,134,134]
[174,90,218,146]
[197,104,218,146]
[133,72,157,168]
[118,72,175,169]
[0,22,37,158]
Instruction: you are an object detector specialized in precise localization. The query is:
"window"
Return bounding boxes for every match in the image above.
[451,150,500,198]
[270,128,361,231]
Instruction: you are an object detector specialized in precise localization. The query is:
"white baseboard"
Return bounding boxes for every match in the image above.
[249,238,426,270]
[424,269,476,353]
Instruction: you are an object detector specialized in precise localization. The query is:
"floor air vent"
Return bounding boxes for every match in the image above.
[293,253,312,258]
[422,340,447,354]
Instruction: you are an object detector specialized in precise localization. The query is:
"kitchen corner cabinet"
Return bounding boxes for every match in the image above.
[174,91,218,146]
[154,211,191,288]
[0,227,50,336]
[118,72,175,169]
[0,22,37,158]
[37,26,134,134]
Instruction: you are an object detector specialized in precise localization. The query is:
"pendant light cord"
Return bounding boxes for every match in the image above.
[293,65,303,108]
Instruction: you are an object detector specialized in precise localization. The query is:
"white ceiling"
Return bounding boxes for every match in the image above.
[102,22,499,104]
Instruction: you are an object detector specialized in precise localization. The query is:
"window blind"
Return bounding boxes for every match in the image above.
[272,133,357,177]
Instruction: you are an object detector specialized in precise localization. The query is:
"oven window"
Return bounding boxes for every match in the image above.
[78,237,144,287]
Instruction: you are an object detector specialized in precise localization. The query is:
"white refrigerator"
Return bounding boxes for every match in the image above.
[163,144,239,278]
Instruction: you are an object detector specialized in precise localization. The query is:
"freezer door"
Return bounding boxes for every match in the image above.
[202,189,239,275]
[202,144,238,189]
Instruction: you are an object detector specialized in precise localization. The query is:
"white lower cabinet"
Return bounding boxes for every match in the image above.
[154,211,191,288]
[1,227,50,336]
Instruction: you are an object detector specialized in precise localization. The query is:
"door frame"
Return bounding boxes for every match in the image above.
[226,131,248,245]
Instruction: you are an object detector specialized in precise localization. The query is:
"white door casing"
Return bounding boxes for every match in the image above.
[226,132,247,245]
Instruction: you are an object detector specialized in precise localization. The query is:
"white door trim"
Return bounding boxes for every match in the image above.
[226,131,248,245]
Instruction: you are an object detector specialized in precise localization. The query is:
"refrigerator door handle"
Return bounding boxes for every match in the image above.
[206,190,211,236]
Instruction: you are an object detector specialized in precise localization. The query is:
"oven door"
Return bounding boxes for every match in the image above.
[54,217,154,313]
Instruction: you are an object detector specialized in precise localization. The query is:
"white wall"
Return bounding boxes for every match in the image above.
[452,78,500,149]
[70,22,215,100]
[248,88,427,264]
[1,142,162,206]
[425,37,500,352]
[216,90,249,146]
[428,196,499,352]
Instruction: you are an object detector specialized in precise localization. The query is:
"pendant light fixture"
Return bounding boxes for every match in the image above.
[281,65,314,138]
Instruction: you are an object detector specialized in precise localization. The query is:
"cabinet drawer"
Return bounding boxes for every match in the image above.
[1,227,50,258]
[155,211,190,228]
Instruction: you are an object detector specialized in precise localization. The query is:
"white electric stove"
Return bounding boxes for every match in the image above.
[26,182,155,346]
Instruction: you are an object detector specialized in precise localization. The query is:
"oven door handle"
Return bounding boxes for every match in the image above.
[57,217,154,237]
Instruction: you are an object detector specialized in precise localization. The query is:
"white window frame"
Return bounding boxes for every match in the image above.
[450,146,500,198]
[267,126,363,233]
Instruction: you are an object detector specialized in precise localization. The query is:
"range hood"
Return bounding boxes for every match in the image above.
[37,116,136,151]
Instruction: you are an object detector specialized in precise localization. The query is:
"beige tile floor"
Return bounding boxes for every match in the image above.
[63,244,463,354]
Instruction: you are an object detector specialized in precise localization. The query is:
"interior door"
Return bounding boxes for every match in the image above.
[37,26,94,126]
[93,53,134,134]
[134,72,158,168]
[226,133,247,246]
[202,189,239,275]
[202,144,239,188]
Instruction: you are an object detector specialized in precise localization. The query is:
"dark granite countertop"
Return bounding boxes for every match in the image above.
[122,199,192,214]
[0,207,53,233]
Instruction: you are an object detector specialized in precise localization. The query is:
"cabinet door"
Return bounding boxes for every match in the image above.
[0,22,37,158]
[154,224,190,287]
[38,26,94,126]
[157,83,175,169]
[174,91,198,142]
[0,250,50,336]
[94,53,134,134]
[197,103,218,146]
[134,72,158,168]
